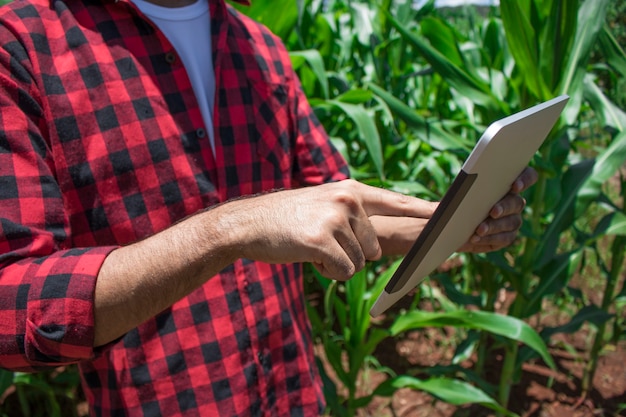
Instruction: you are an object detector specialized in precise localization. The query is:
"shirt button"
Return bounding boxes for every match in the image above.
[165,52,176,64]
[196,128,206,138]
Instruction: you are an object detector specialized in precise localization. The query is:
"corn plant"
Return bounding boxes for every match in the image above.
[378,0,626,408]
[581,173,626,395]
[306,263,554,417]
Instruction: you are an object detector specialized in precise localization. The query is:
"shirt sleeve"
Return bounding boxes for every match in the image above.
[291,75,350,187]
[284,59,350,187]
[0,32,117,371]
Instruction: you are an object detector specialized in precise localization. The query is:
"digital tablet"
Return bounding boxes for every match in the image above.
[370,95,569,317]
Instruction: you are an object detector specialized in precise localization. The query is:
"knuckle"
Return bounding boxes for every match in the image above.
[333,190,359,210]
[306,231,327,249]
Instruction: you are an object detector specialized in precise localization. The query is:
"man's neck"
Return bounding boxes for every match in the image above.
[142,0,198,7]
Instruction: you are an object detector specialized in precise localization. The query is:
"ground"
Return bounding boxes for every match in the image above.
[314,270,626,417]
[357,325,626,417]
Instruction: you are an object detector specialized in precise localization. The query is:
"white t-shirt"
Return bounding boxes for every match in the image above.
[132,0,216,152]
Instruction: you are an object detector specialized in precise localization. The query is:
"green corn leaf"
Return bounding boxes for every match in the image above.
[540,0,577,93]
[371,376,517,416]
[518,304,614,364]
[366,83,471,151]
[348,262,399,350]
[351,3,376,46]
[323,336,349,386]
[582,75,626,133]
[366,259,402,312]
[593,211,626,238]
[231,0,298,41]
[315,357,343,414]
[435,273,484,308]
[524,250,583,317]
[420,16,463,67]
[545,304,614,338]
[385,13,499,109]
[345,270,368,346]
[385,180,439,200]
[482,18,505,69]
[576,130,626,216]
[598,24,626,78]
[537,159,594,267]
[336,89,374,105]
[389,309,555,370]
[326,99,385,180]
[500,0,548,99]
[558,0,610,97]
[289,50,330,99]
[0,370,13,402]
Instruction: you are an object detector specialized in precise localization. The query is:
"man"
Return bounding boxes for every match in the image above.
[0,0,535,415]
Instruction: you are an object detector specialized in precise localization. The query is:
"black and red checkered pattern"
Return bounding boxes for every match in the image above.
[0,0,348,415]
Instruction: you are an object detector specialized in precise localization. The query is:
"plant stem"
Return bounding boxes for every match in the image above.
[497,341,518,410]
[583,176,626,395]
[476,261,497,378]
[582,238,626,395]
[518,172,549,290]
[498,168,549,412]
[16,384,31,417]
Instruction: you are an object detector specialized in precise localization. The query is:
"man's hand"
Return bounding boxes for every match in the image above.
[371,167,539,256]
[213,179,435,281]
[458,166,538,253]
[94,168,537,346]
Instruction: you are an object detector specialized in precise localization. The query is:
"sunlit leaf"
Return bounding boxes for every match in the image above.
[328,99,385,180]
[420,17,463,67]
[230,0,298,40]
[500,0,548,99]
[389,309,555,369]
[290,50,330,99]
[371,376,516,416]
[558,0,610,96]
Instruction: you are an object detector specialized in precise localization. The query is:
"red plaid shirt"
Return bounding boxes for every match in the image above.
[0,0,348,415]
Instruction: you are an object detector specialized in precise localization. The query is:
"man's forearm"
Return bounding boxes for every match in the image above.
[91,176,533,347]
[93,209,235,347]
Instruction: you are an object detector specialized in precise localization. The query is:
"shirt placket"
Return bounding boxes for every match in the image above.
[235,259,275,415]
[211,4,274,413]
[129,0,219,186]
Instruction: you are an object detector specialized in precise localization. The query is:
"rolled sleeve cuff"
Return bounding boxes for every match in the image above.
[5,246,118,369]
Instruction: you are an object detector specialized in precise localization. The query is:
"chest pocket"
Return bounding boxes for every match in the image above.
[248,78,293,185]
[215,65,294,197]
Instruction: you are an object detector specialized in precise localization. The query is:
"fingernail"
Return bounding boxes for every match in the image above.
[471,235,480,243]
[492,205,503,218]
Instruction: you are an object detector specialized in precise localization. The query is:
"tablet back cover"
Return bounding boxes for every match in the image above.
[370,95,569,317]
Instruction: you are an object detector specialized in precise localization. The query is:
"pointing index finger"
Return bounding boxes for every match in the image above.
[355,181,437,218]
